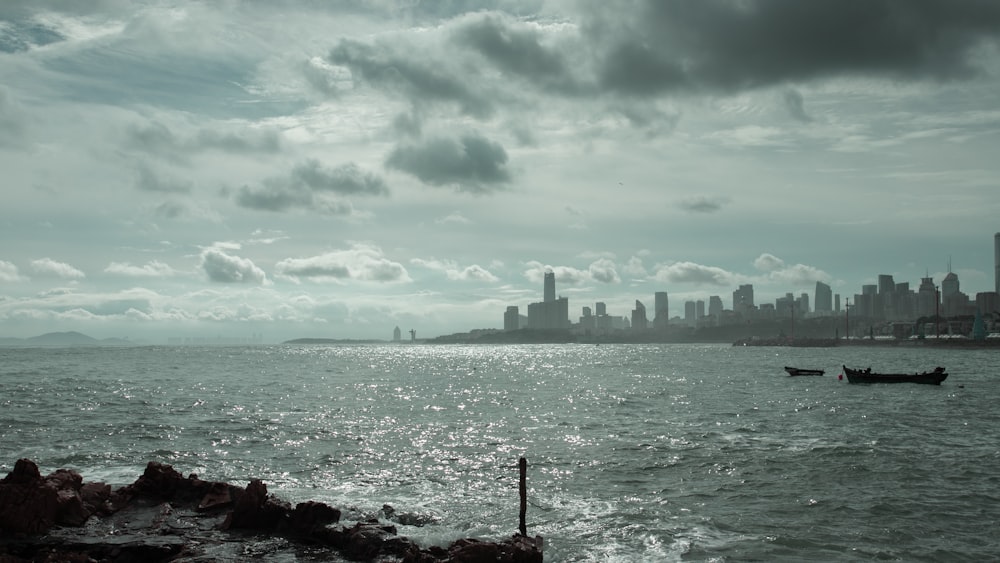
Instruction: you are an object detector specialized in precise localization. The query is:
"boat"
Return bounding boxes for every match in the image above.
[784,366,825,376]
[842,365,947,385]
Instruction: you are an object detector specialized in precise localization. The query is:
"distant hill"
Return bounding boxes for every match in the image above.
[0,331,135,347]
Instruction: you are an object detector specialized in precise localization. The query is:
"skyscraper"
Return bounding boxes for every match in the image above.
[654,291,669,322]
[815,281,832,313]
[544,271,555,303]
[631,300,648,330]
[733,284,754,318]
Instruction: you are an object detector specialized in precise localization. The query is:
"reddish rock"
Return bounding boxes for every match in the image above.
[222,479,290,530]
[1,459,43,485]
[0,460,59,534]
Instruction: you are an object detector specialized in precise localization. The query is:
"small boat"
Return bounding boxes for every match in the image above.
[784,366,825,376]
[842,365,947,385]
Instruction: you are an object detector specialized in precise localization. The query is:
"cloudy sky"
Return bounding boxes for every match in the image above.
[2,0,1000,342]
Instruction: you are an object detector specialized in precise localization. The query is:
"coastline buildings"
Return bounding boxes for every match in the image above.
[498,233,999,339]
[527,270,569,329]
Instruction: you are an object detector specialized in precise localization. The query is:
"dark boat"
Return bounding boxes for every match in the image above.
[784,366,825,376]
[842,365,947,385]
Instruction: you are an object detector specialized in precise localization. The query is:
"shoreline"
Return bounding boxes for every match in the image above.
[0,459,543,562]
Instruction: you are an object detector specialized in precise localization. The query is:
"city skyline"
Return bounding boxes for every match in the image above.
[2,2,1000,342]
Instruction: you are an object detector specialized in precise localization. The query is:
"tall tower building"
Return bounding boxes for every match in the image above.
[653,291,669,329]
[733,284,754,318]
[544,271,555,303]
[631,300,648,330]
[815,281,833,313]
[708,295,723,318]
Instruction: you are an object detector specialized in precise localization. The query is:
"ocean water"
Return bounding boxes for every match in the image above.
[2,343,998,561]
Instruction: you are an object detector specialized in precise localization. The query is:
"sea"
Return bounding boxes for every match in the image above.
[2,343,998,562]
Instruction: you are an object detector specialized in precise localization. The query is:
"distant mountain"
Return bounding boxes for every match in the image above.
[0,331,135,347]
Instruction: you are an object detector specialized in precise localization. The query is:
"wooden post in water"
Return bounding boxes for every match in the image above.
[518,457,527,536]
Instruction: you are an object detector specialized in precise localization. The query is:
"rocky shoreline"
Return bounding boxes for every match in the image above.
[0,459,543,562]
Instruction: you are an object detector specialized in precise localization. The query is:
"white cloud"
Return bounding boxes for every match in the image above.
[0,260,24,282]
[30,258,85,279]
[200,249,268,285]
[434,211,472,225]
[104,260,179,278]
[588,258,620,284]
[652,262,737,287]
[753,253,786,272]
[276,243,411,284]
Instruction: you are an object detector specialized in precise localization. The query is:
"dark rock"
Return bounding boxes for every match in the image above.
[1,459,43,485]
[1,460,544,563]
[450,538,501,562]
[222,479,290,531]
[0,460,59,534]
[196,481,232,512]
[285,500,340,534]
[79,481,112,516]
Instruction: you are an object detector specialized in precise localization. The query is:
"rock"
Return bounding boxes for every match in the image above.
[1,459,545,563]
[286,500,340,533]
[79,482,112,516]
[196,481,232,512]
[0,459,59,534]
[222,479,290,531]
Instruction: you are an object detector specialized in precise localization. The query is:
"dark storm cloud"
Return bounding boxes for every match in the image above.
[235,159,387,214]
[328,39,494,118]
[586,0,1000,96]
[451,15,581,95]
[385,134,512,193]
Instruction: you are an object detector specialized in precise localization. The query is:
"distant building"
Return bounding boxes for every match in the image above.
[916,275,937,318]
[684,301,696,325]
[976,292,999,316]
[504,306,520,331]
[733,284,754,318]
[708,295,723,319]
[393,326,401,342]
[631,300,648,330]
[654,291,669,329]
[797,293,810,315]
[815,282,832,314]
[595,302,607,316]
[544,271,555,303]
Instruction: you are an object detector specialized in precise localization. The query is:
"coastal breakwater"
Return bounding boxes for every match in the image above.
[0,458,543,562]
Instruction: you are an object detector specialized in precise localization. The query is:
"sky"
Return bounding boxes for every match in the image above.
[2,0,1000,343]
